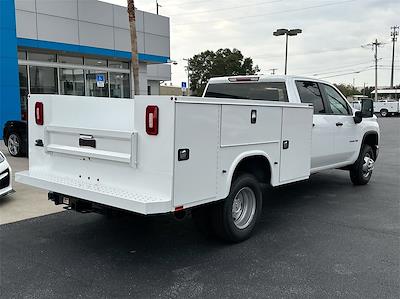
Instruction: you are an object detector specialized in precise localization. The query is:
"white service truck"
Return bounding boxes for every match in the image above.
[16,75,379,242]
[373,100,400,117]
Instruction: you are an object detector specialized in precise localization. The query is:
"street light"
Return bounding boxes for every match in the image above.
[273,28,302,75]
[183,58,191,96]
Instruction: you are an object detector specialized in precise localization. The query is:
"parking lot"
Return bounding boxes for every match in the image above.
[0,118,399,298]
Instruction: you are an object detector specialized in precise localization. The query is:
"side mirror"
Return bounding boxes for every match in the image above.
[354,111,362,124]
[361,98,374,118]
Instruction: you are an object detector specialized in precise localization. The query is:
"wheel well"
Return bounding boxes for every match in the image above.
[363,132,378,157]
[232,155,271,185]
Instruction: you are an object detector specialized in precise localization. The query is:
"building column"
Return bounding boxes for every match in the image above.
[0,0,20,139]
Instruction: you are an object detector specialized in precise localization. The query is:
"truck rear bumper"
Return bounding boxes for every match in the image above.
[15,171,172,215]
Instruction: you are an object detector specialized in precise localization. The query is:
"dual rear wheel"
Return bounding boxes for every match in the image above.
[192,174,262,243]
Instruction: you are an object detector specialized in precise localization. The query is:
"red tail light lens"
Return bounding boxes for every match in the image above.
[146,105,159,135]
[35,102,44,125]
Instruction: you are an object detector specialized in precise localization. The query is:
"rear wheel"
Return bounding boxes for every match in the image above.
[211,174,262,242]
[380,109,388,117]
[7,133,22,157]
[350,144,375,185]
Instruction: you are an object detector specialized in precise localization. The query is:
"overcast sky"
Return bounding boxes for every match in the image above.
[104,0,399,88]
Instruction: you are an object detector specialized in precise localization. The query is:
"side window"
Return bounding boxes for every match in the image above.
[204,82,288,102]
[322,84,351,115]
[295,81,325,114]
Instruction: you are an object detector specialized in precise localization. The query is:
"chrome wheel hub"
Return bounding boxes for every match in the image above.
[8,135,19,156]
[362,154,374,178]
[232,187,256,229]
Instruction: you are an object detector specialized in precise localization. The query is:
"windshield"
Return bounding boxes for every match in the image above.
[204,82,288,102]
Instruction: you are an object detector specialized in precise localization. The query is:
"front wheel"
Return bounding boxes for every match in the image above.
[350,145,375,185]
[212,174,262,242]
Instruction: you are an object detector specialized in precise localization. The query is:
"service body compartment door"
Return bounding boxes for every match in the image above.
[279,107,313,184]
[173,103,219,207]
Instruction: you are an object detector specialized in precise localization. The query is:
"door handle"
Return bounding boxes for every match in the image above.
[336,122,343,127]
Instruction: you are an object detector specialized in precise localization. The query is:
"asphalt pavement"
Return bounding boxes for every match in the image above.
[1,118,399,298]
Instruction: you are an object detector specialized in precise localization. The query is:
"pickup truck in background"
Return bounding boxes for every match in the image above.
[16,75,379,242]
[373,100,400,117]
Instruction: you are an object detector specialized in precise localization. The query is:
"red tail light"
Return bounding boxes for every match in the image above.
[35,102,44,125]
[146,105,159,135]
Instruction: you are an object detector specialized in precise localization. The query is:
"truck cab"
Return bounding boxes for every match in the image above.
[203,75,379,174]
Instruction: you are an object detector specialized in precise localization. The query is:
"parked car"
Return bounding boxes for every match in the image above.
[3,120,28,157]
[0,151,13,197]
[16,76,379,242]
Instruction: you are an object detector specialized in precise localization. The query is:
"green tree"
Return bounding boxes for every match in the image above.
[188,48,259,96]
[360,86,375,98]
[334,83,358,97]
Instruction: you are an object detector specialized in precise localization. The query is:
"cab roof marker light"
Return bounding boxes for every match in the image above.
[228,77,259,82]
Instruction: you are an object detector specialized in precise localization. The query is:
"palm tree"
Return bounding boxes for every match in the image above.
[127,0,140,95]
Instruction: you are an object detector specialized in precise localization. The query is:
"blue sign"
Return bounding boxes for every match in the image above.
[181,82,187,89]
[96,74,105,87]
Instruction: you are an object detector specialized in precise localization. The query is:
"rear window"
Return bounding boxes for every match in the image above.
[204,82,288,102]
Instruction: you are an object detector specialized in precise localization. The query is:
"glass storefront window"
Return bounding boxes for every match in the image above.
[18,51,27,60]
[58,55,83,65]
[60,69,85,96]
[85,58,107,67]
[19,66,29,120]
[28,52,57,62]
[110,73,130,98]
[108,60,129,69]
[85,70,109,97]
[29,66,58,94]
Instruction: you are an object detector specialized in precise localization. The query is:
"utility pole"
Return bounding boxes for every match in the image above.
[390,26,399,88]
[127,0,140,95]
[363,39,383,101]
[269,68,278,75]
[156,0,162,15]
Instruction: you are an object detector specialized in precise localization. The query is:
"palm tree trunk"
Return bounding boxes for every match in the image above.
[127,0,140,96]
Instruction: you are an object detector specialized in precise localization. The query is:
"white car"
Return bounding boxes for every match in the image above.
[0,151,13,197]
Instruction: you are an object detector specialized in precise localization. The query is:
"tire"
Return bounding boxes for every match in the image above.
[7,133,22,157]
[211,174,262,243]
[350,144,375,185]
[380,109,388,117]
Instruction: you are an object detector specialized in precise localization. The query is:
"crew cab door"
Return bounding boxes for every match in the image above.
[320,83,359,164]
[295,81,336,169]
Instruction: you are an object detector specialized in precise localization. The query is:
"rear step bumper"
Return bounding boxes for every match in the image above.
[15,171,172,215]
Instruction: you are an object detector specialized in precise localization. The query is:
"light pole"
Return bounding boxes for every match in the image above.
[273,28,302,75]
[183,58,190,96]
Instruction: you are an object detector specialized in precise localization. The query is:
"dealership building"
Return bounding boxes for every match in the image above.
[0,0,171,138]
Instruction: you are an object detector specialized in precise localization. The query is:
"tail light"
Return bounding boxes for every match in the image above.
[35,102,44,125]
[146,105,159,135]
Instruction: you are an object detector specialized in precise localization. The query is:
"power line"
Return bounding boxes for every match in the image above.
[169,0,282,17]
[306,61,375,76]
[318,66,374,79]
[252,45,361,59]
[174,0,357,26]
